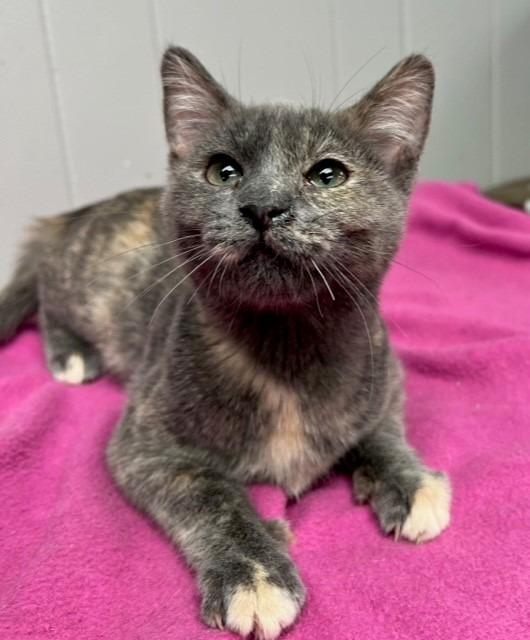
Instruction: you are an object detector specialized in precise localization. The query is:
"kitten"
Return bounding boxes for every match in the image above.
[0,47,451,639]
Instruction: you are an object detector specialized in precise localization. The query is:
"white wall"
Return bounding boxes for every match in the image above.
[1,0,530,282]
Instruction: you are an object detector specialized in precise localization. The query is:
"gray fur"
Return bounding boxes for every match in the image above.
[0,47,450,638]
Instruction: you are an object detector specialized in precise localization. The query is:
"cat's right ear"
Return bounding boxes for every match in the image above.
[161,47,235,158]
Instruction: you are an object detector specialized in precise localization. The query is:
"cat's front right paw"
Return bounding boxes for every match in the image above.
[200,553,305,639]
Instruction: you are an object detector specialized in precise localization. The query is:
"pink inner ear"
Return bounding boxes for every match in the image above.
[372,135,400,168]
[168,104,218,155]
[162,49,235,153]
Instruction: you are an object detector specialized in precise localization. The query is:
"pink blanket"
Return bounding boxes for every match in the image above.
[1,181,529,639]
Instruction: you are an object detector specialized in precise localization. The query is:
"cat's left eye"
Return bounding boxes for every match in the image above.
[306,159,348,189]
[205,154,243,187]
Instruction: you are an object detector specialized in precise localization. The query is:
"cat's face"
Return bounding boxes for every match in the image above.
[160,48,434,310]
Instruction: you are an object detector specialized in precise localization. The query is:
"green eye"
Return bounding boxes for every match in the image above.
[205,154,243,187]
[306,159,348,188]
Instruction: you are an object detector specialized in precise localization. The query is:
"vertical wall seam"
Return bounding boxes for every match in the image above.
[398,0,405,55]
[489,0,501,186]
[38,0,78,206]
[148,0,163,60]
[328,0,340,102]
[400,0,411,54]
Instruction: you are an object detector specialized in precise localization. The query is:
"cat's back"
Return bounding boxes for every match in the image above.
[34,187,184,376]
[40,187,163,257]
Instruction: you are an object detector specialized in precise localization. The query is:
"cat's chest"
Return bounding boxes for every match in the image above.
[203,324,347,496]
[243,382,335,497]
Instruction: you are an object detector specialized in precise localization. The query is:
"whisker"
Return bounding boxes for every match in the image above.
[207,253,227,297]
[187,242,231,306]
[330,255,378,308]
[218,257,231,298]
[324,262,375,404]
[331,86,368,113]
[237,40,243,103]
[227,298,243,334]
[149,253,216,327]
[100,233,201,265]
[327,46,385,113]
[302,50,317,109]
[367,244,449,301]
[327,262,382,335]
[88,243,203,287]
[391,259,449,302]
[118,263,182,317]
[185,280,202,307]
[330,256,407,338]
[311,258,335,301]
[305,234,447,304]
[45,205,158,224]
[305,264,323,318]
[118,249,208,316]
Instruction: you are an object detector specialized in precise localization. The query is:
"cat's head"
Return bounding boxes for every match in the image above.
[160,47,434,311]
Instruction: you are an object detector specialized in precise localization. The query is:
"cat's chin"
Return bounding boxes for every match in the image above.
[237,292,313,312]
[200,277,319,313]
[236,245,295,270]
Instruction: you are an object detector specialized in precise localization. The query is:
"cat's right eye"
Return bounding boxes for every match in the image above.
[205,155,243,187]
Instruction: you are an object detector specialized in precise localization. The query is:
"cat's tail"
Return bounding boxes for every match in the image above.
[0,239,39,342]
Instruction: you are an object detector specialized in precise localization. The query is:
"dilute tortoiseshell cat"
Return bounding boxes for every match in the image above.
[0,47,451,638]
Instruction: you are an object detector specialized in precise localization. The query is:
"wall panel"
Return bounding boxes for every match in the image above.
[0,0,71,280]
[493,0,530,184]
[154,0,337,105]
[405,0,492,185]
[333,0,402,111]
[43,0,166,205]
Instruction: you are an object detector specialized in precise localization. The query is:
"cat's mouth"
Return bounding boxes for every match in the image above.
[201,237,333,308]
[237,238,290,266]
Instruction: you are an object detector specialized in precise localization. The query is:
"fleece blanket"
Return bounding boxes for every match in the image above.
[1,181,529,639]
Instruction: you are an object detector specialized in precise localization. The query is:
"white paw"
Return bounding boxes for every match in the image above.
[226,564,301,640]
[400,473,451,543]
[53,353,86,385]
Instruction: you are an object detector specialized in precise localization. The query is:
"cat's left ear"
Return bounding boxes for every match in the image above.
[161,47,235,158]
[343,55,434,189]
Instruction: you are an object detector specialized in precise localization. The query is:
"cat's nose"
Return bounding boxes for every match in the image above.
[239,204,289,232]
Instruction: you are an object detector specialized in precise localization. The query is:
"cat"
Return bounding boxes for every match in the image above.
[0,47,451,639]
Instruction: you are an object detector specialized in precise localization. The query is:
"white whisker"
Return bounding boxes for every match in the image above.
[89,243,203,287]
[207,253,227,297]
[218,257,231,298]
[305,264,323,318]
[330,255,407,338]
[325,262,375,403]
[118,249,208,317]
[100,233,201,264]
[311,258,335,301]
[149,253,216,327]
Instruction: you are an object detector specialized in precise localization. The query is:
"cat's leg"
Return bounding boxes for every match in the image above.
[107,414,305,639]
[351,418,451,543]
[40,308,103,384]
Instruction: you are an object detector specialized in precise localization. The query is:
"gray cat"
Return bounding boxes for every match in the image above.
[0,47,451,639]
